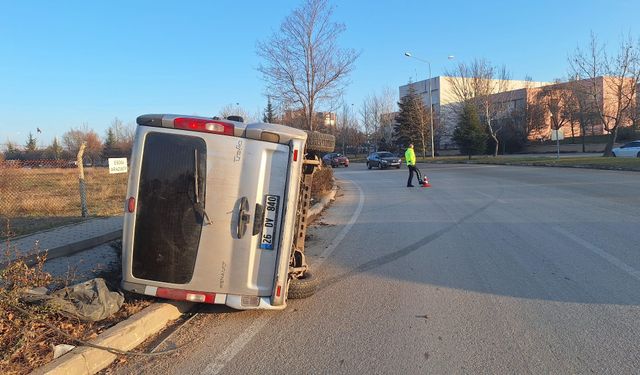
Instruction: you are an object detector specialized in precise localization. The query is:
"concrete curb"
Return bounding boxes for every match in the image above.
[46,230,122,260]
[33,301,193,375]
[307,185,338,223]
[8,217,110,242]
[7,230,122,269]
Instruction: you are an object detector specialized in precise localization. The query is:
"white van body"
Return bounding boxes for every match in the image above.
[121,114,308,309]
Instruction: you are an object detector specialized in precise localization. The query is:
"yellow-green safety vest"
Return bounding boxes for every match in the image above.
[405,148,416,166]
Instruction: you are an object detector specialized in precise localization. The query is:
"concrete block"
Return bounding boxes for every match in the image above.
[33,301,193,375]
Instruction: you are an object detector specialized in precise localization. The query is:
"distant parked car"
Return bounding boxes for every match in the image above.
[612,140,640,158]
[366,151,402,169]
[322,152,349,167]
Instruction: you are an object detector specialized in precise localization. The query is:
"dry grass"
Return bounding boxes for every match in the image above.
[0,167,127,237]
[0,167,127,217]
[427,155,640,171]
[0,239,152,375]
[310,166,334,201]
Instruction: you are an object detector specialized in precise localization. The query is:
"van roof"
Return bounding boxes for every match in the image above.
[136,114,307,145]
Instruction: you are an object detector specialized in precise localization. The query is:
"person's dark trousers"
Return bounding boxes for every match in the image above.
[407,165,420,187]
[407,165,423,187]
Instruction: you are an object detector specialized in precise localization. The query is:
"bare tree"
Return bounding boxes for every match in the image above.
[362,88,397,150]
[446,59,513,156]
[336,101,360,154]
[377,87,398,150]
[359,98,373,150]
[566,78,600,151]
[536,86,574,132]
[109,118,135,144]
[257,0,359,131]
[570,32,640,156]
[219,103,254,122]
[62,124,103,164]
[536,85,576,157]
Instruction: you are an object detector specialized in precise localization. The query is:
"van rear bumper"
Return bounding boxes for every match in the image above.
[122,281,287,310]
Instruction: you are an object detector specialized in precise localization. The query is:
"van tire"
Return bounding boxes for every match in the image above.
[305,131,335,153]
[287,271,319,299]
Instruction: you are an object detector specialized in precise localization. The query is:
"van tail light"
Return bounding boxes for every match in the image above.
[127,197,136,213]
[276,284,282,297]
[156,287,216,304]
[293,149,298,162]
[174,118,234,136]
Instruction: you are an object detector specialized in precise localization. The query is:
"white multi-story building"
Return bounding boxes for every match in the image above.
[399,77,549,149]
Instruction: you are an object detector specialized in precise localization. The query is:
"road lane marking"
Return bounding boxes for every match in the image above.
[551,227,640,282]
[314,180,364,268]
[202,314,272,375]
[200,179,364,375]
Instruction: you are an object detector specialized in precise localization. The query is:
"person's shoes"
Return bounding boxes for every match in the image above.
[407,185,414,187]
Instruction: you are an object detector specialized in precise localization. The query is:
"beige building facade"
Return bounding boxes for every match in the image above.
[491,76,637,141]
[399,77,549,148]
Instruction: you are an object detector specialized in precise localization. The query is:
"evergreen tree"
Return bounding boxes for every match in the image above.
[453,103,488,159]
[263,97,275,123]
[4,141,20,160]
[103,128,117,158]
[50,137,63,159]
[25,132,37,152]
[393,85,429,156]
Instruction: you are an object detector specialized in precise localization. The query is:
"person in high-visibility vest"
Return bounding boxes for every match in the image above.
[404,143,422,187]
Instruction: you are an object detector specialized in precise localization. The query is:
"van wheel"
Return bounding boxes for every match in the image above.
[288,271,319,299]
[305,131,335,153]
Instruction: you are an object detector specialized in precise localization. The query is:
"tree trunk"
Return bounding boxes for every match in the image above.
[491,133,499,157]
[580,115,586,153]
[486,106,499,157]
[307,102,314,131]
[602,126,619,157]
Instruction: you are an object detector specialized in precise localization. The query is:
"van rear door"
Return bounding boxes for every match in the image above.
[195,137,290,296]
[131,132,207,285]
[128,127,290,297]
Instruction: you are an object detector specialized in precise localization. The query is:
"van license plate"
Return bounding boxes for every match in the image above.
[260,195,280,250]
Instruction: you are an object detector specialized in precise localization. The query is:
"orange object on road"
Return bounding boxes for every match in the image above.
[421,176,431,187]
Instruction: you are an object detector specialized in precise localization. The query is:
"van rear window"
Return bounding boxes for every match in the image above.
[132,132,207,284]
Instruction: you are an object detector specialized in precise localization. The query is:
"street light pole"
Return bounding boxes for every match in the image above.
[405,52,434,158]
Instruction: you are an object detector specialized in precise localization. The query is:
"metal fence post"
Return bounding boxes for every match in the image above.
[77,142,88,217]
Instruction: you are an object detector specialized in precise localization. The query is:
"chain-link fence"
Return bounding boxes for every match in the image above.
[0,159,128,234]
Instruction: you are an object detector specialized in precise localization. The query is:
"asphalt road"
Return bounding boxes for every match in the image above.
[112,163,640,374]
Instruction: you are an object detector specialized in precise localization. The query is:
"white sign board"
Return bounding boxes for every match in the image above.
[108,158,128,174]
[551,129,564,141]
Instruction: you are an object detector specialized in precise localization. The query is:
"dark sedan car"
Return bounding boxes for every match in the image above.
[366,151,402,169]
[322,152,350,167]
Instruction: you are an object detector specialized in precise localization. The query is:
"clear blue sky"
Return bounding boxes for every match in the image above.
[1,0,638,147]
